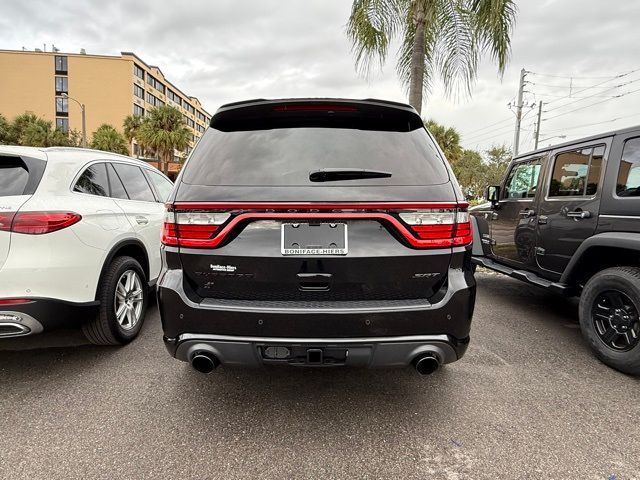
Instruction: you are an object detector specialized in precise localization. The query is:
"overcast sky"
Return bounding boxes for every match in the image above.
[2,0,640,155]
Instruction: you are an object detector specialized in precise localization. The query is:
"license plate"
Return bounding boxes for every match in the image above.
[281,223,348,255]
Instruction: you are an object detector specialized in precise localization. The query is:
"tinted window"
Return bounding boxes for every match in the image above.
[503,159,541,199]
[549,146,603,197]
[0,158,30,197]
[112,163,155,202]
[107,163,129,199]
[146,170,174,201]
[617,137,640,197]
[74,163,109,196]
[182,127,449,186]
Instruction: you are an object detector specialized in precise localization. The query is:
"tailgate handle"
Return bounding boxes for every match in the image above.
[297,273,332,292]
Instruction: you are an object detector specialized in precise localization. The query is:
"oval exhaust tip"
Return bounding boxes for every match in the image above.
[191,352,219,373]
[413,354,440,375]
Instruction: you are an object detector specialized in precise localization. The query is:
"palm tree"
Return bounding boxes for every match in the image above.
[347,0,517,114]
[90,124,130,155]
[10,113,70,147]
[0,114,9,144]
[123,114,144,156]
[425,119,463,164]
[136,105,191,174]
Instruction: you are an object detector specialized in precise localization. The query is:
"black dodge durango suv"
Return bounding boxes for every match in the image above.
[158,98,476,374]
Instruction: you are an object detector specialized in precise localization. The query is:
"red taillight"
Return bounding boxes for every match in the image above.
[162,210,229,247]
[0,212,16,232]
[162,202,471,250]
[0,298,32,305]
[10,211,82,235]
[399,209,472,247]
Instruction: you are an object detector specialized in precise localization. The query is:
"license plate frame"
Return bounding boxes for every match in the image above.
[280,222,348,256]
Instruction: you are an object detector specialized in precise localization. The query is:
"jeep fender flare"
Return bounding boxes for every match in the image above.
[560,232,640,284]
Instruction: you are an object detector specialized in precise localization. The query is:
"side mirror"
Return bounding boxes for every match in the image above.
[486,185,500,207]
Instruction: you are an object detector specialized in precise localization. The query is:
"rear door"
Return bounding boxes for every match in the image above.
[489,156,543,267]
[0,154,46,270]
[109,162,166,279]
[535,140,609,274]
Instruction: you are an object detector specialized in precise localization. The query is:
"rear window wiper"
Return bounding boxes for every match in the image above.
[309,168,392,182]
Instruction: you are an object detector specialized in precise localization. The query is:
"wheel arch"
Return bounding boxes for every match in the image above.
[561,232,640,287]
[95,239,150,300]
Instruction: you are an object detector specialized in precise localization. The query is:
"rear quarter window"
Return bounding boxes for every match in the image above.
[617,137,640,197]
[0,155,46,196]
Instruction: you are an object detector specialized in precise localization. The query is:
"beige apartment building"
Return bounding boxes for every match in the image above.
[0,48,211,171]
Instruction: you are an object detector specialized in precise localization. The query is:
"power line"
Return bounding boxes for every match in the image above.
[542,112,640,134]
[542,86,640,122]
[461,116,513,136]
[528,70,632,80]
[528,81,617,89]
[542,76,640,114]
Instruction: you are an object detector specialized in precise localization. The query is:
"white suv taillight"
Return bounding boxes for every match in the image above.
[162,209,231,247]
[399,208,472,247]
[0,211,81,234]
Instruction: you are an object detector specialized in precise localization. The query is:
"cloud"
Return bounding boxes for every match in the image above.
[1,0,639,153]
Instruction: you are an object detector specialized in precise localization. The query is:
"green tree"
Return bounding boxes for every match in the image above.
[425,119,463,164]
[10,113,70,147]
[136,105,191,174]
[484,144,511,186]
[452,148,485,198]
[347,0,517,114]
[0,114,10,144]
[123,114,144,155]
[90,124,129,155]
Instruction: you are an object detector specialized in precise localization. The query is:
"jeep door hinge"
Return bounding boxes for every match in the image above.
[535,247,545,256]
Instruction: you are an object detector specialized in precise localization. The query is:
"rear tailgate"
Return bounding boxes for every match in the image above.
[0,153,47,270]
[167,100,468,302]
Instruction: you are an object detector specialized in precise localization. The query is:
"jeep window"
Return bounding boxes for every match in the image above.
[549,145,604,197]
[73,163,109,197]
[503,158,541,199]
[617,137,640,197]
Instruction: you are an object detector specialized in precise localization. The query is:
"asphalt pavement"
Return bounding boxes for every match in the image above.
[1,272,639,479]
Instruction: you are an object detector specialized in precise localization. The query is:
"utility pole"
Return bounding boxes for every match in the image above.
[534,101,543,150]
[513,68,527,156]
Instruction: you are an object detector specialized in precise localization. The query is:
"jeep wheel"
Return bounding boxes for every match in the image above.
[82,256,148,345]
[579,267,640,375]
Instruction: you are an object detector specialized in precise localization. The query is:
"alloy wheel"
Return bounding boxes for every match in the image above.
[591,290,640,351]
[114,270,144,331]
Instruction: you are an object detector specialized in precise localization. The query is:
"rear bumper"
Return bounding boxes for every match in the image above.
[158,265,475,367]
[0,298,99,338]
[164,333,469,368]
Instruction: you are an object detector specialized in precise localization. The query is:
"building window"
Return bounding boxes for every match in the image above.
[146,92,164,108]
[134,64,145,80]
[55,97,69,116]
[134,83,144,99]
[55,76,68,95]
[56,118,69,133]
[55,55,68,74]
[146,74,165,94]
[183,101,195,115]
[133,104,145,117]
[186,117,194,128]
[197,111,207,122]
[167,89,181,104]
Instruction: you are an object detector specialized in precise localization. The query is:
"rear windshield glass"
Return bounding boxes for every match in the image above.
[0,157,30,196]
[182,124,449,187]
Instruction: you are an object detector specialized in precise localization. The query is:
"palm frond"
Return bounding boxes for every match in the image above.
[346,0,406,76]
[470,0,517,74]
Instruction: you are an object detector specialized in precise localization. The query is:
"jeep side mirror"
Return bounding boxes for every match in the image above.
[486,185,500,207]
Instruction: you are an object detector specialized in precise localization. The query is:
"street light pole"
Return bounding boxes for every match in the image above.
[61,93,87,148]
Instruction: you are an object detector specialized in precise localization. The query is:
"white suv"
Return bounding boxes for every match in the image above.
[0,146,172,344]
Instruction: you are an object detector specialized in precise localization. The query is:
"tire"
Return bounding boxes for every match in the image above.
[82,256,148,346]
[579,266,640,375]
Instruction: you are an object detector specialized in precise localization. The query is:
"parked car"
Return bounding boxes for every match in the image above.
[470,126,640,375]
[0,146,173,344]
[158,98,476,375]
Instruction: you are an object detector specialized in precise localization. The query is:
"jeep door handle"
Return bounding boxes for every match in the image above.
[484,212,498,220]
[566,210,591,219]
[135,215,149,225]
[519,209,536,218]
